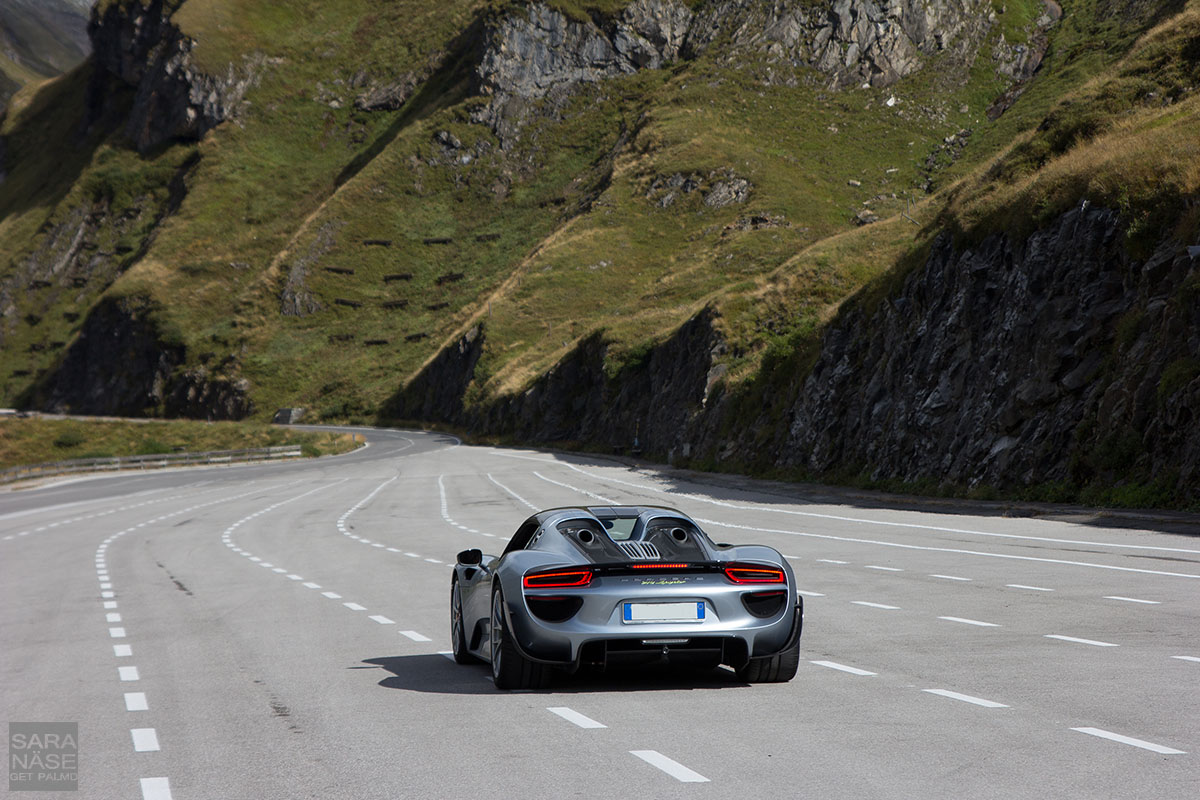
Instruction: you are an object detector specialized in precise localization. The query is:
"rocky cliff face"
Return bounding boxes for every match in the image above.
[386,309,723,454]
[24,294,251,419]
[474,0,998,142]
[780,206,1200,494]
[686,0,995,88]
[88,0,260,152]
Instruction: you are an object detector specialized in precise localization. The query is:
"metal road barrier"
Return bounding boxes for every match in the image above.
[0,445,304,485]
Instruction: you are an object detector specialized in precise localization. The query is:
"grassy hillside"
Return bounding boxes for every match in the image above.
[0,0,1193,431]
[0,417,358,469]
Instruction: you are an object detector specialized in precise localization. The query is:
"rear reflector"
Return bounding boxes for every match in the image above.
[724,563,786,584]
[523,568,593,588]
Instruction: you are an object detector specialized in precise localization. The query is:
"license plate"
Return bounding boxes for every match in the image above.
[622,602,705,623]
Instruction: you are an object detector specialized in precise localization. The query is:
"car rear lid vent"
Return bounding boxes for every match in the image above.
[619,541,661,560]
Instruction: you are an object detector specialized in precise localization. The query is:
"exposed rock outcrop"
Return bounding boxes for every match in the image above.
[473,0,999,143]
[782,206,1200,494]
[89,0,261,152]
[684,0,995,88]
[25,294,251,419]
[473,0,693,143]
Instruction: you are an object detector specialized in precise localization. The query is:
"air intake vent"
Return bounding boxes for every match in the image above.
[618,541,661,560]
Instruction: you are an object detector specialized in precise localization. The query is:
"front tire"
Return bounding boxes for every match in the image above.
[490,588,550,690]
[736,635,801,683]
[450,580,475,664]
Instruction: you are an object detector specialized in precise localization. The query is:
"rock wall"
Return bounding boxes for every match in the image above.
[385,309,723,454]
[781,206,1200,493]
[89,0,260,152]
[25,294,251,419]
[473,0,998,141]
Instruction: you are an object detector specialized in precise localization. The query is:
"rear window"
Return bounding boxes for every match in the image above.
[600,518,637,540]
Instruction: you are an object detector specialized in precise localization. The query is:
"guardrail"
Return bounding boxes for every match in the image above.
[0,445,304,485]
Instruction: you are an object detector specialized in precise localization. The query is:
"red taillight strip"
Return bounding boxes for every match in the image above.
[523,568,593,588]
[724,563,786,584]
[630,562,690,569]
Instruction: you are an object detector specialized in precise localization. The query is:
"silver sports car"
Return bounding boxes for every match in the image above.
[450,505,803,689]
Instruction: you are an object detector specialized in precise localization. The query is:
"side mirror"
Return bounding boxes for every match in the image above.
[457,548,482,566]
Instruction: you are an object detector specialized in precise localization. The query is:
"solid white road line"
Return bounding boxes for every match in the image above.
[131,728,160,752]
[118,666,140,681]
[114,645,132,657]
[923,689,1009,708]
[699,517,1200,579]
[140,777,172,800]
[811,660,876,676]
[931,574,971,581]
[938,616,1000,627]
[865,565,903,572]
[400,630,432,642]
[1104,596,1160,605]
[1071,727,1185,755]
[630,750,709,783]
[1045,634,1118,647]
[852,601,900,610]
[533,471,615,504]
[1008,584,1053,592]
[487,473,539,510]
[558,461,1200,556]
[369,615,395,625]
[1171,655,1200,662]
[547,707,607,729]
[125,692,149,711]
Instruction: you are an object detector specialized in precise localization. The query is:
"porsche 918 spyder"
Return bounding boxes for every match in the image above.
[450,505,803,689]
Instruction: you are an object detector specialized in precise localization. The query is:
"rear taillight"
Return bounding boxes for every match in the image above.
[723,563,785,584]
[523,568,593,589]
[630,562,689,569]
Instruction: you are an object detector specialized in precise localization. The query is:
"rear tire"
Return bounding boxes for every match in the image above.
[491,588,551,690]
[736,635,801,683]
[450,580,475,664]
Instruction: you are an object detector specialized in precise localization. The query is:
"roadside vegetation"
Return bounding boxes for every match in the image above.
[0,417,359,470]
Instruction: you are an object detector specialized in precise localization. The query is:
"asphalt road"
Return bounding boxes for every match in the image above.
[2,428,1197,799]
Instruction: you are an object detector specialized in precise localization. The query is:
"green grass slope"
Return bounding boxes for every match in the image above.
[0,0,1190,431]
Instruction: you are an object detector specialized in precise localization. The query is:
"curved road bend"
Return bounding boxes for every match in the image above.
[2,428,1196,798]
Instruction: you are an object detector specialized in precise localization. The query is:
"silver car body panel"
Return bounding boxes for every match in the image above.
[452,505,801,669]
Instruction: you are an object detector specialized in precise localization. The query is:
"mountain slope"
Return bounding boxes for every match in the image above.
[1,0,1196,504]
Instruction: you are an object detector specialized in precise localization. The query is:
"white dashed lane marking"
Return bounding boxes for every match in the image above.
[131,728,160,752]
[114,645,132,657]
[124,693,149,712]
[1172,655,1200,663]
[547,707,607,729]
[938,616,1000,628]
[118,666,140,681]
[865,565,903,572]
[140,777,173,800]
[369,615,395,625]
[1008,584,1054,592]
[811,660,876,676]
[1103,596,1160,605]
[923,689,1009,709]
[343,603,367,611]
[852,601,900,610]
[1045,634,1118,648]
[1071,727,1185,755]
[400,630,432,642]
[630,750,709,783]
[931,574,971,582]
[322,591,342,599]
